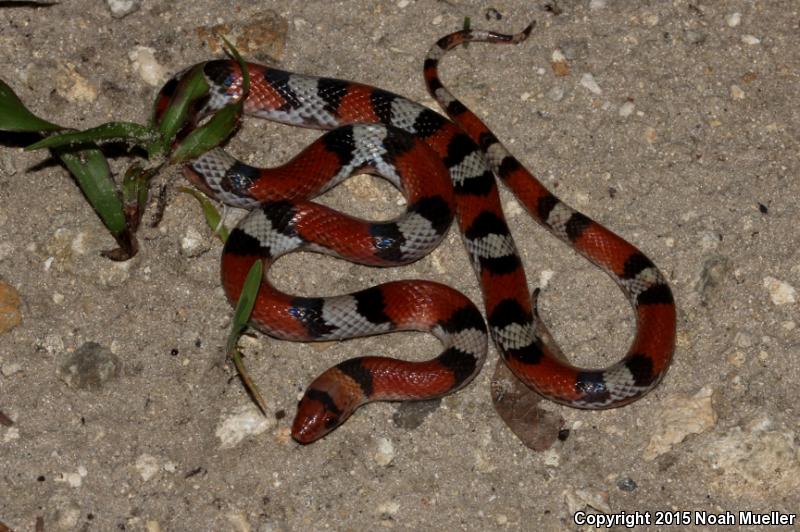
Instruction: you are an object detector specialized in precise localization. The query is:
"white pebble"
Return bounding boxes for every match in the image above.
[377,501,400,515]
[106,0,140,18]
[726,12,741,27]
[56,470,84,488]
[3,427,20,442]
[539,270,555,290]
[180,226,208,257]
[730,85,745,100]
[128,46,167,87]
[374,437,395,466]
[579,73,603,95]
[216,404,275,449]
[589,0,607,9]
[135,454,160,481]
[1,362,22,376]
[618,101,635,117]
[741,34,761,45]
[397,0,410,8]
[763,277,796,305]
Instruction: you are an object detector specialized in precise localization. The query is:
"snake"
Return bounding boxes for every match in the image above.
[155,22,677,444]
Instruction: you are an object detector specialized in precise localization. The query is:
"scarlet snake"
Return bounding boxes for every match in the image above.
[156,22,677,444]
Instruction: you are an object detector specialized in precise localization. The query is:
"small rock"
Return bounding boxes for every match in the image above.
[564,488,612,515]
[551,49,570,77]
[741,34,761,45]
[763,277,796,305]
[129,46,167,87]
[3,427,20,442]
[377,501,400,518]
[734,331,752,348]
[542,448,560,467]
[55,64,97,103]
[55,466,87,488]
[618,101,635,117]
[180,226,210,257]
[539,270,555,290]
[216,404,275,449]
[38,334,65,356]
[616,477,637,492]
[226,512,251,532]
[547,86,565,102]
[374,437,395,466]
[0,280,22,334]
[726,12,741,27]
[106,0,140,18]
[727,351,746,367]
[589,0,607,10]
[197,11,288,59]
[642,13,659,27]
[643,385,717,460]
[696,255,732,306]
[730,85,745,100]
[579,73,602,95]
[58,342,121,390]
[703,416,800,497]
[98,259,132,287]
[135,454,160,481]
[48,494,82,530]
[644,126,658,144]
[684,30,706,45]
[1,362,21,376]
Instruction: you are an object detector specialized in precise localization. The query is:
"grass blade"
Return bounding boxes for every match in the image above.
[152,65,210,147]
[178,186,229,242]
[25,122,159,151]
[169,101,242,164]
[226,260,267,414]
[0,79,61,132]
[55,145,134,259]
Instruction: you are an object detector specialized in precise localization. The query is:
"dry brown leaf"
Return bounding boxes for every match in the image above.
[491,361,564,451]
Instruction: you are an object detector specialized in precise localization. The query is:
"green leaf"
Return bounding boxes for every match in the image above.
[165,38,251,164]
[55,145,133,258]
[178,186,229,242]
[225,260,268,415]
[169,101,242,164]
[0,79,61,132]
[152,65,210,146]
[25,122,159,151]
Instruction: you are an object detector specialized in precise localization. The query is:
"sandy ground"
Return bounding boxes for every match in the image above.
[1,1,799,531]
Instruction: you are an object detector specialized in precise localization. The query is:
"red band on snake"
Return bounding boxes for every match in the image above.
[156,22,677,444]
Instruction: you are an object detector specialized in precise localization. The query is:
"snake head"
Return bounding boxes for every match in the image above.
[291,388,350,444]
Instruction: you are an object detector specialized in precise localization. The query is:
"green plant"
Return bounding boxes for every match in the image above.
[0,38,249,260]
[1,41,266,408]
